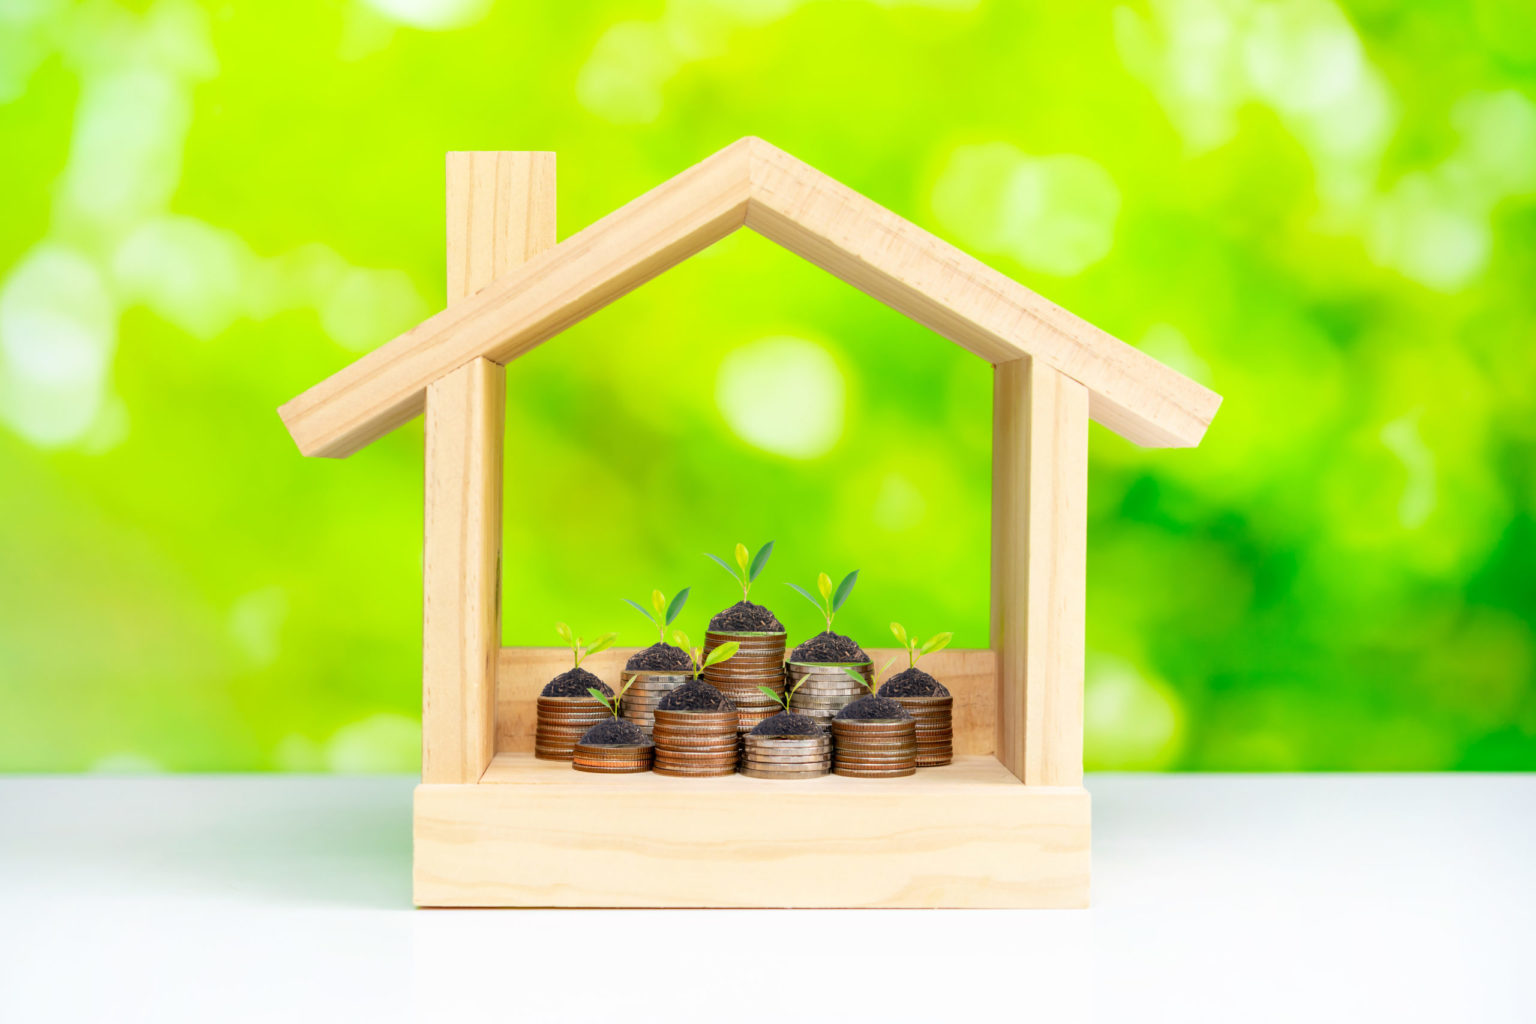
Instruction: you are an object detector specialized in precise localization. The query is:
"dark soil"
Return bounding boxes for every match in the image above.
[578,719,650,746]
[708,600,784,632]
[878,667,951,698]
[656,680,737,712]
[835,695,913,721]
[789,631,869,663]
[624,642,693,671]
[541,667,612,698]
[748,712,825,737]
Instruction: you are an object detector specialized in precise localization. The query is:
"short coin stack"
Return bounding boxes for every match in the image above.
[890,695,954,767]
[740,732,832,779]
[571,740,654,774]
[831,717,918,778]
[651,709,739,777]
[535,696,612,761]
[703,630,787,733]
[787,662,873,730]
[618,670,690,733]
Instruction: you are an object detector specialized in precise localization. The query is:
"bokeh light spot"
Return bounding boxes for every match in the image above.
[715,335,844,458]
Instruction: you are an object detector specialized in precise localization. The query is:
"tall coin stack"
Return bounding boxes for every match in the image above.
[651,709,739,776]
[703,630,787,733]
[618,670,690,733]
[786,662,874,730]
[831,717,918,778]
[889,695,954,766]
[740,732,832,779]
[571,739,654,774]
[535,696,612,761]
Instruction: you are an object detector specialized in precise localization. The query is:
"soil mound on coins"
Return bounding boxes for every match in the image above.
[541,667,612,698]
[789,631,869,664]
[579,719,650,745]
[656,680,737,712]
[878,667,950,698]
[835,695,913,721]
[624,642,693,671]
[748,712,825,737]
[708,600,785,632]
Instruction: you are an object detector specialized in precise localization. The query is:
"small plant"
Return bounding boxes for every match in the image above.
[887,622,953,673]
[841,665,878,695]
[555,622,618,668]
[586,678,635,720]
[623,587,690,644]
[757,677,808,713]
[785,570,858,634]
[671,630,741,680]
[706,541,774,602]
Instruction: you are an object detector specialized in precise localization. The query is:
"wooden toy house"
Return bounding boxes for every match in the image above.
[279,138,1220,908]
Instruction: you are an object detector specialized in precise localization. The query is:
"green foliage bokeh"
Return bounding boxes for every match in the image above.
[1,0,1533,772]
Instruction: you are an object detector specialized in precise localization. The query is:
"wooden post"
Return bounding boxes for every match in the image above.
[421,152,555,783]
[991,357,1088,786]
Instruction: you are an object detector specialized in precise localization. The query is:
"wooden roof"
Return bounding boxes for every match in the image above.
[280,137,1220,457]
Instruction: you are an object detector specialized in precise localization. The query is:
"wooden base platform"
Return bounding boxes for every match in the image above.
[413,754,1090,908]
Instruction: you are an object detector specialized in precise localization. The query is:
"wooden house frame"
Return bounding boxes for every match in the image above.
[279,138,1220,908]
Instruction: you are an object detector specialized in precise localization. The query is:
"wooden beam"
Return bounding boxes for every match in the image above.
[745,140,1217,448]
[992,358,1088,786]
[421,152,553,784]
[279,138,1219,459]
[279,140,754,458]
[416,757,1090,907]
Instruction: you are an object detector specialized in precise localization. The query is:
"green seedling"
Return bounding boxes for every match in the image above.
[671,630,741,681]
[885,622,954,677]
[706,540,774,602]
[555,622,618,669]
[623,587,690,644]
[757,677,808,713]
[841,666,878,696]
[587,678,635,719]
[785,570,858,634]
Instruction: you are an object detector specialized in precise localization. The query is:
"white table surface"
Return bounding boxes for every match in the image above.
[2,774,1531,1023]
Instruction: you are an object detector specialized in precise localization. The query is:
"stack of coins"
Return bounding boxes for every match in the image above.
[740,732,831,779]
[832,718,918,778]
[651,709,739,776]
[889,695,954,767]
[571,741,654,774]
[703,631,787,732]
[786,662,874,730]
[535,696,612,761]
[618,670,690,733]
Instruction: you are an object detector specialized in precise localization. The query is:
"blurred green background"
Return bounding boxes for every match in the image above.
[2,0,1533,773]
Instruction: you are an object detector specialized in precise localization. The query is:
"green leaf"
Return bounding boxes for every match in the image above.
[665,587,690,626]
[671,629,691,654]
[555,622,574,646]
[920,631,953,655]
[840,666,868,687]
[817,572,832,604]
[651,589,667,622]
[758,685,783,707]
[784,582,822,613]
[734,542,750,576]
[889,621,908,647]
[832,570,859,612]
[623,598,657,625]
[880,654,901,678]
[703,641,740,668]
[748,540,774,582]
[585,633,619,658]
[586,687,610,709]
[705,552,740,582]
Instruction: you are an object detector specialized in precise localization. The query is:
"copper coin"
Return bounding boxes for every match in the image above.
[833,767,915,778]
[652,767,736,777]
[739,768,829,780]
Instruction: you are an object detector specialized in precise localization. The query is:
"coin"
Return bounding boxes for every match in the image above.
[833,767,915,778]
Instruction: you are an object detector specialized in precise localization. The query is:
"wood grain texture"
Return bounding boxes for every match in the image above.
[494,646,998,757]
[446,151,556,299]
[417,755,1090,907]
[992,358,1088,786]
[279,140,753,458]
[421,154,552,784]
[281,137,1219,458]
